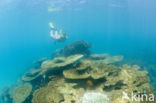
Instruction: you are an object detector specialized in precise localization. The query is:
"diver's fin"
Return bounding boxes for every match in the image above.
[49,22,55,29]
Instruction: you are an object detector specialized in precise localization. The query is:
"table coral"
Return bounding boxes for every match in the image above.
[21,68,42,82]
[32,85,64,103]
[41,54,84,70]
[9,83,32,103]
[63,61,119,80]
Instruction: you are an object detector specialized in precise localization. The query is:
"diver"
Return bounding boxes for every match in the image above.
[49,22,67,43]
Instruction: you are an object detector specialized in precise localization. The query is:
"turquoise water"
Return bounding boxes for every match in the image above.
[0,0,156,93]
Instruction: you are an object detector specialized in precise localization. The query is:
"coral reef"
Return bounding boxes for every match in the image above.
[52,40,91,57]
[9,83,32,103]
[1,41,155,103]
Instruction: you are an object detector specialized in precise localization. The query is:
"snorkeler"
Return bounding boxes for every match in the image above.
[49,22,67,43]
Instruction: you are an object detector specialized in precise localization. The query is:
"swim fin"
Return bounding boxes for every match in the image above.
[49,22,55,29]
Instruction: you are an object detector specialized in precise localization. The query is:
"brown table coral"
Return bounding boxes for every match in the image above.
[32,85,64,103]
[41,54,84,71]
[20,54,83,83]
[9,83,32,103]
[63,59,120,80]
[21,68,42,82]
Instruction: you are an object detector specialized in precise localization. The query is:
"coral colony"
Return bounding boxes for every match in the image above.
[0,41,155,103]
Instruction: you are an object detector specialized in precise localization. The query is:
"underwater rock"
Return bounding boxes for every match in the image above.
[32,85,64,103]
[21,68,42,82]
[79,92,110,103]
[41,54,83,71]
[88,54,123,64]
[9,83,32,103]
[52,40,91,57]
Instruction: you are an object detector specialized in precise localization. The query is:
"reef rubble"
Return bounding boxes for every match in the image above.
[0,41,155,103]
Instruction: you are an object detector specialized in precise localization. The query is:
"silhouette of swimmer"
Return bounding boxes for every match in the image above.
[49,22,67,43]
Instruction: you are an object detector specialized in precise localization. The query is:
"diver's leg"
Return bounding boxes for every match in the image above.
[50,30,55,38]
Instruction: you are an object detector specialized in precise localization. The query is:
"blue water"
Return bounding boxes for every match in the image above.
[0,0,156,92]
